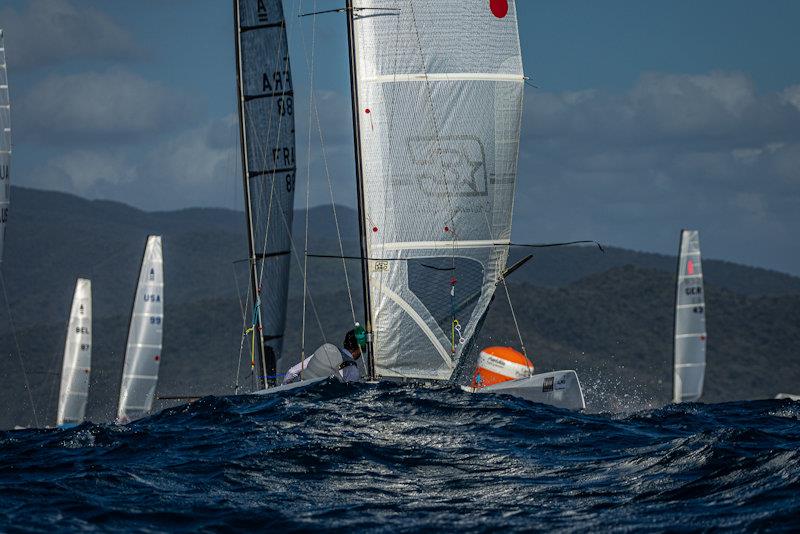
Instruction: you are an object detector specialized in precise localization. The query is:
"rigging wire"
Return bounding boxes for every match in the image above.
[300,0,317,378]
[499,275,527,356]
[232,261,249,393]
[298,0,358,327]
[0,269,39,427]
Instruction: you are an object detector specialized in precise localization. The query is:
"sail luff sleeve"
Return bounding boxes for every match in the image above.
[117,236,163,422]
[56,279,92,426]
[0,29,11,263]
[673,230,706,402]
[351,1,524,381]
[236,0,296,382]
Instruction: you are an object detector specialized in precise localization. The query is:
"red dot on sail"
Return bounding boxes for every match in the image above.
[365,108,371,114]
[687,259,695,275]
[372,226,378,233]
[154,355,160,361]
[444,226,450,232]
[490,0,508,18]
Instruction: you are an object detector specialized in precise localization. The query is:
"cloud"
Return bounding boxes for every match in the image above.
[16,68,800,274]
[17,67,200,145]
[27,115,241,210]
[517,70,800,273]
[0,0,144,69]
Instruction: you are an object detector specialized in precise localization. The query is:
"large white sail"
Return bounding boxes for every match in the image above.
[234,0,296,385]
[673,230,706,403]
[350,1,524,380]
[117,236,163,422]
[56,279,92,427]
[0,29,10,262]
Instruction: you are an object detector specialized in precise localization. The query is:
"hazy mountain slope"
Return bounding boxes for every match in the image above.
[1,186,799,427]
[4,264,798,427]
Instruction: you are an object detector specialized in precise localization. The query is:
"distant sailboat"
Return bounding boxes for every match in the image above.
[673,230,706,403]
[0,29,11,261]
[233,0,296,389]
[117,236,163,423]
[56,279,92,427]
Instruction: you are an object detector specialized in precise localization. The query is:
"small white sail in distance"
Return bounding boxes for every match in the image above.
[117,235,163,423]
[56,278,92,427]
[0,29,11,262]
[673,229,706,403]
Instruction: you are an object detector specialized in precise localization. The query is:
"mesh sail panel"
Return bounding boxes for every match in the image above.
[353,1,524,380]
[0,30,10,262]
[117,236,163,422]
[57,279,92,426]
[673,230,706,403]
[237,0,296,370]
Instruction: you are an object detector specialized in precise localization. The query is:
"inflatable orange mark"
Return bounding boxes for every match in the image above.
[470,346,533,389]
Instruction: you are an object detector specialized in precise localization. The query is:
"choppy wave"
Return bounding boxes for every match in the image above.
[2,380,800,532]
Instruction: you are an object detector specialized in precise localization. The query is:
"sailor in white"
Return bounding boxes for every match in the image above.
[283,329,362,384]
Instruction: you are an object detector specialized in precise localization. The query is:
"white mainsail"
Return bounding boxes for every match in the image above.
[56,279,92,427]
[0,29,10,262]
[350,1,524,380]
[117,236,163,422]
[673,229,706,403]
[234,0,296,386]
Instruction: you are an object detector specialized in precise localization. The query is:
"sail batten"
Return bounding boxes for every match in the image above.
[0,29,10,263]
[235,0,296,387]
[56,279,92,427]
[117,236,163,422]
[351,1,524,380]
[673,230,706,403]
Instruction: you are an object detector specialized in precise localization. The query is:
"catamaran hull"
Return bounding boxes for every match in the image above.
[461,370,586,411]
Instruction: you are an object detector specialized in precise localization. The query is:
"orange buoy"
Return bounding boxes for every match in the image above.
[470,346,533,389]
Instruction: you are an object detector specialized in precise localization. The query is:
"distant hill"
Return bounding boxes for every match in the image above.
[0,186,798,427]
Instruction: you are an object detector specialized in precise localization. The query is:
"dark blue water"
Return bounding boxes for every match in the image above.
[2,381,799,532]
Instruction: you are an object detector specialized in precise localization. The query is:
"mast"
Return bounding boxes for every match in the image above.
[345,0,375,379]
[671,229,682,403]
[233,0,270,389]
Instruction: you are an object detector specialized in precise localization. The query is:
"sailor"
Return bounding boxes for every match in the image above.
[336,329,362,382]
[282,329,362,384]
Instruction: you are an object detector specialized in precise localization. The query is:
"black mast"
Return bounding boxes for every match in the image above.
[345,1,376,379]
[233,0,271,389]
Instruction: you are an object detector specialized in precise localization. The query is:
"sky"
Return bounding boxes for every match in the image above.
[1,0,799,274]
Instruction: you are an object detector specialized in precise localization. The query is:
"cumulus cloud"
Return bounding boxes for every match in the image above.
[27,115,241,210]
[17,67,200,144]
[0,0,144,69]
[518,70,800,273]
[17,68,800,273]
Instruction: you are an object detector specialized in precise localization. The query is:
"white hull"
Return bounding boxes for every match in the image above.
[252,376,331,396]
[461,370,586,411]
[775,393,800,401]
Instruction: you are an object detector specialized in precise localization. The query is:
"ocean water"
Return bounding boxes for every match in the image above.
[1,380,799,532]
